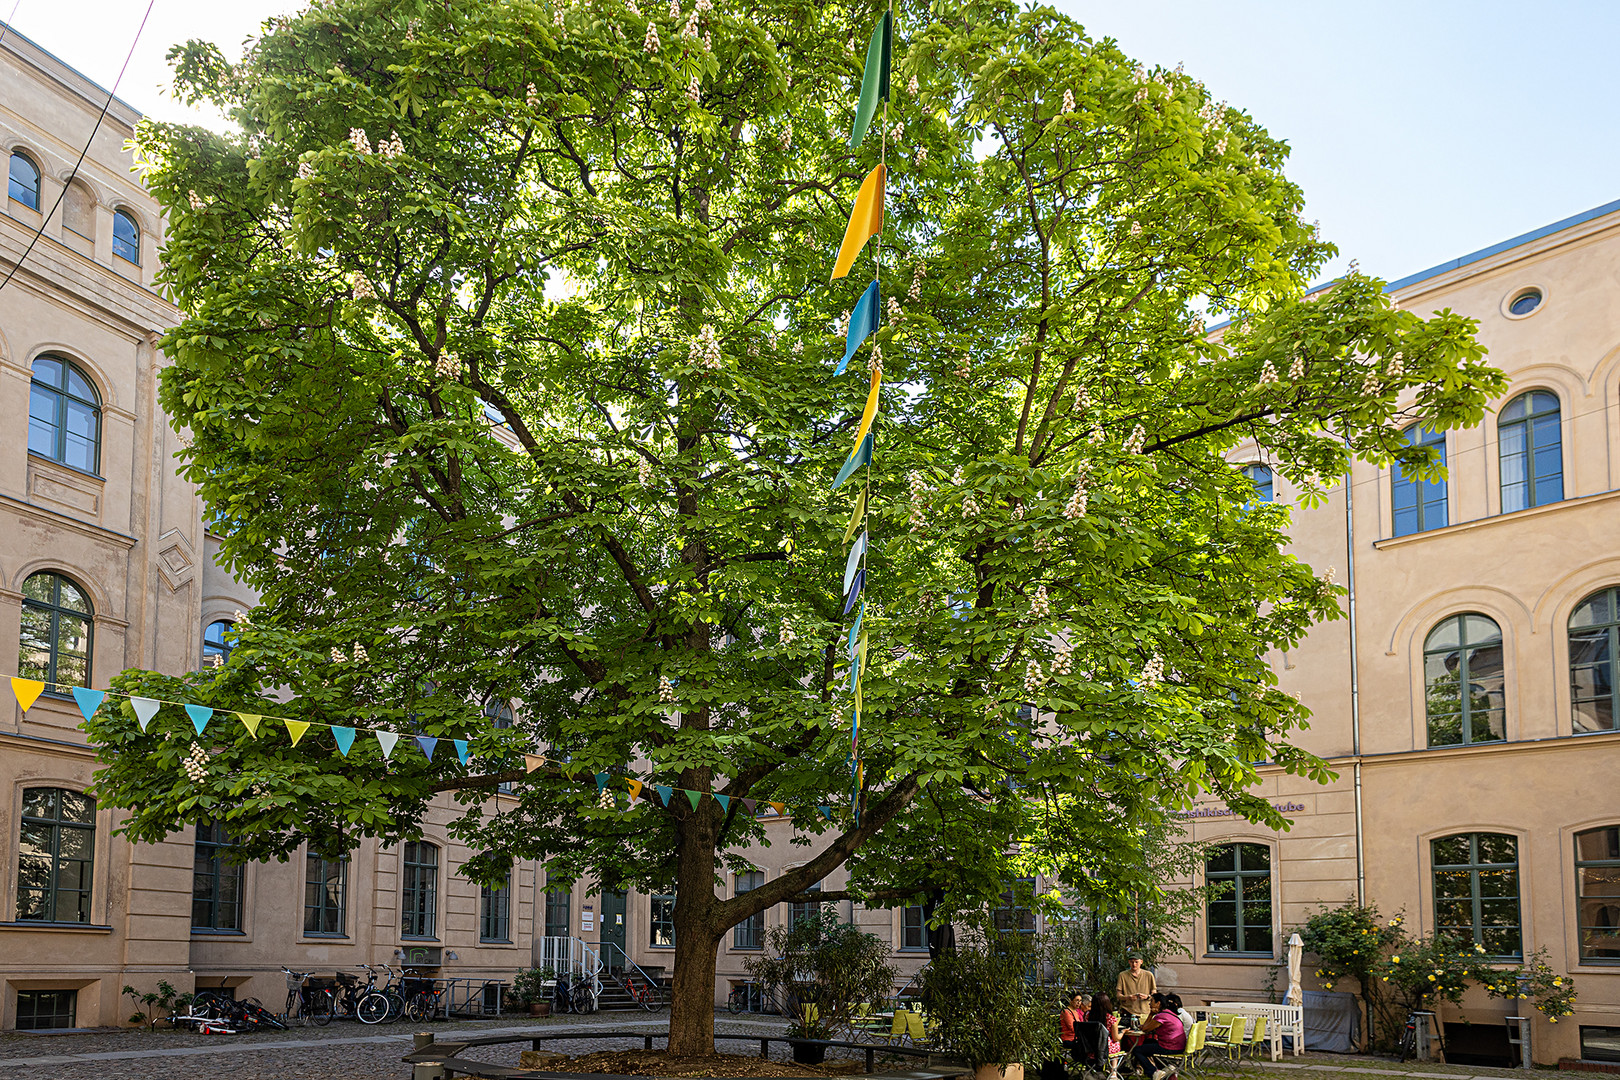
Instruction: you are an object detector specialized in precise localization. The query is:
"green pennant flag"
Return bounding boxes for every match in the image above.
[850,11,893,150]
[686,788,702,810]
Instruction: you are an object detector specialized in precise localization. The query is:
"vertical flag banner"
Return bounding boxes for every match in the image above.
[844,531,868,595]
[843,489,867,544]
[849,10,893,149]
[830,164,886,282]
[11,678,45,713]
[132,697,161,731]
[832,432,874,491]
[850,368,882,453]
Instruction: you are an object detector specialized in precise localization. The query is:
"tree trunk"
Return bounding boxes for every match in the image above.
[665,795,721,1056]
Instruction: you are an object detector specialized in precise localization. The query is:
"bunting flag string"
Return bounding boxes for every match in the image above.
[836,280,881,376]
[830,164,886,283]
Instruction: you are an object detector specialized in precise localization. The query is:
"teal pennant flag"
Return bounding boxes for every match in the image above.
[836,281,880,376]
[332,726,356,756]
[716,794,731,813]
[847,602,864,658]
[185,704,213,736]
[832,432,874,491]
[850,11,893,149]
[71,687,105,724]
[655,784,673,806]
[453,739,469,765]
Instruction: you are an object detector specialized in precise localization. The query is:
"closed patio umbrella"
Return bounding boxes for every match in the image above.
[1285,932,1303,1007]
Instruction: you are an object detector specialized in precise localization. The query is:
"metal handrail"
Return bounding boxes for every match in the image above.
[594,940,667,1006]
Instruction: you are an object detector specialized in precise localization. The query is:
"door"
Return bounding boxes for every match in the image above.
[599,890,627,972]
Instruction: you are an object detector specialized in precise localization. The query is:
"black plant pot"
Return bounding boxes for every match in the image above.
[791,1040,828,1065]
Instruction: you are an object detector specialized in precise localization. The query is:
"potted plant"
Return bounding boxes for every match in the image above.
[745,908,896,1061]
[922,923,1054,1080]
[785,1001,837,1064]
[510,967,554,1016]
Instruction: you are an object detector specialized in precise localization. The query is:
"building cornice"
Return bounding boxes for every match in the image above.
[1370,487,1620,551]
[0,492,138,549]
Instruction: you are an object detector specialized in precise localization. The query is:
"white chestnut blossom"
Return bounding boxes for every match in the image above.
[435,353,459,379]
[1088,427,1105,445]
[907,73,919,96]
[690,324,722,368]
[1023,659,1046,697]
[187,191,205,210]
[1029,585,1050,620]
[887,296,902,322]
[703,30,711,50]
[184,742,210,783]
[349,271,376,300]
[353,643,369,663]
[1321,566,1337,585]
[637,457,653,486]
[779,124,793,151]
[644,22,660,52]
[349,127,372,154]
[527,83,539,106]
[297,161,315,180]
[778,618,797,646]
[908,264,924,302]
[668,0,680,15]
[1052,641,1074,676]
[1125,424,1146,455]
[686,76,701,103]
[330,647,346,663]
[1388,355,1405,377]
[1289,354,1305,381]
[792,340,803,356]
[1129,221,1142,237]
[868,343,882,376]
[916,145,927,165]
[1061,88,1075,113]
[555,5,566,27]
[1140,653,1164,687]
[908,471,929,531]
[682,9,698,37]
[1259,359,1278,385]
[1063,465,1089,519]
[961,492,980,519]
[954,354,972,379]
[1361,372,1382,396]
[658,675,676,704]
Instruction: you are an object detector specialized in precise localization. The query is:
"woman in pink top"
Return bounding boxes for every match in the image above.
[1131,993,1185,1080]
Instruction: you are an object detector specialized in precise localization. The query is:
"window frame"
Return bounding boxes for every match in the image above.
[1392,424,1448,537]
[1205,842,1274,957]
[1570,587,1620,736]
[203,620,235,669]
[901,904,930,951]
[543,877,571,939]
[649,893,676,949]
[8,150,40,211]
[1575,826,1620,965]
[15,989,76,1030]
[1498,391,1563,513]
[1242,463,1274,504]
[1431,832,1522,959]
[111,208,141,265]
[1423,613,1507,748]
[401,840,439,940]
[733,870,764,950]
[19,571,95,694]
[17,787,96,925]
[789,880,824,929]
[28,355,102,476]
[303,851,348,937]
[191,820,245,932]
[480,879,512,943]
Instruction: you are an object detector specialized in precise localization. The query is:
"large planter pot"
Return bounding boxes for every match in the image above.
[791,1040,829,1065]
[974,1064,1023,1080]
[528,1002,551,1016]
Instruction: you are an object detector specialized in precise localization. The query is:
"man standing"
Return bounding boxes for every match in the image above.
[1115,953,1157,1022]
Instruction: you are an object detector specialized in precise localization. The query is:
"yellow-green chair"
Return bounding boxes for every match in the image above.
[887,1010,910,1045]
[1157,1019,1206,1075]
[906,1010,929,1047]
[1241,1015,1268,1061]
[1204,1015,1247,1062]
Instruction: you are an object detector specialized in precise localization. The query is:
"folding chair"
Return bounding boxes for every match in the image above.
[1070,1021,1121,1080]
[1203,1015,1247,1062]
[887,1009,910,1045]
[1241,1015,1268,1061]
[906,1011,929,1048]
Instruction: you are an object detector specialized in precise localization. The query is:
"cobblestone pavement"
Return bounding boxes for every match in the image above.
[0,1010,810,1080]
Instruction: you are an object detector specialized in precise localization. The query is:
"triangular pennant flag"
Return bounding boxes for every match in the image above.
[627,779,643,802]
[685,788,702,810]
[842,569,865,615]
[847,603,865,658]
[819,805,833,821]
[70,687,106,724]
[416,735,438,761]
[185,704,213,736]
[848,651,861,693]
[857,628,869,666]
[843,488,867,546]
[832,432,873,491]
[453,739,469,765]
[132,697,160,731]
[830,163,886,282]
[596,772,610,794]
[376,730,400,759]
[237,713,263,738]
[655,784,673,805]
[850,368,883,457]
[740,798,757,814]
[849,11,893,149]
[770,801,787,817]
[716,794,731,812]
[844,531,868,596]
[284,718,311,747]
[11,678,45,713]
[836,280,881,376]
[524,753,547,773]
[332,726,356,756]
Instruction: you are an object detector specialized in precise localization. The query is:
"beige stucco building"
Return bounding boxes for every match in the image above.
[1167,202,1620,1064]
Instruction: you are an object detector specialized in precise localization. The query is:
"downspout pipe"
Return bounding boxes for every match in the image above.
[1343,451,1366,909]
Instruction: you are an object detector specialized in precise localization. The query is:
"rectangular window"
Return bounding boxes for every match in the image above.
[650,893,676,948]
[401,841,439,939]
[734,871,764,949]
[304,853,347,936]
[1206,844,1273,955]
[1392,427,1448,537]
[1433,832,1521,958]
[15,989,76,1030]
[902,905,929,950]
[192,821,244,931]
[790,881,824,928]
[1576,826,1620,962]
[1582,1026,1620,1063]
[481,881,511,942]
[18,787,96,925]
[544,878,571,939]
[994,877,1038,935]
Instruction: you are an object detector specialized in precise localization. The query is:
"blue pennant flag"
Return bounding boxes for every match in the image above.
[185,704,213,736]
[70,687,106,724]
[847,602,864,658]
[416,735,438,761]
[832,432,874,491]
[453,739,469,765]
[332,726,356,756]
[597,772,611,794]
[654,784,673,806]
[835,280,880,376]
[716,794,731,812]
[843,531,868,596]
[818,805,833,821]
[842,568,865,615]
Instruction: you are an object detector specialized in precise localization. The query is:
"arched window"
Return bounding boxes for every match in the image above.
[8,150,40,210]
[1424,614,1505,747]
[28,355,101,474]
[111,209,140,264]
[401,840,438,938]
[1570,587,1619,735]
[1242,464,1273,504]
[18,787,96,923]
[19,572,93,691]
[1392,425,1447,536]
[1575,826,1620,962]
[203,620,235,668]
[1206,843,1273,955]
[1499,391,1563,512]
[1433,832,1521,958]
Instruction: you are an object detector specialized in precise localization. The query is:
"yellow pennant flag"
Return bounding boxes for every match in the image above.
[284,718,311,747]
[627,778,644,802]
[770,801,787,817]
[856,628,870,667]
[524,754,547,773]
[11,677,45,713]
[237,713,262,738]
[843,487,867,546]
[830,163,886,282]
[850,369,882,457]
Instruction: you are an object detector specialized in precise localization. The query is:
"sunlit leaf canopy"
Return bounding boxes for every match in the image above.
[97,0,1501,933]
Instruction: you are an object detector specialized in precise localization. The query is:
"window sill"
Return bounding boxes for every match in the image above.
[898,947,931,954]
[299,933,348,941]
[191,928,246,936]
[648,945,676,951]
[1202,953,1275,962]
[1374,488,1620,548]
[730,946,763,952]
[0,921,112,933]
[27,452,105,484]
[480,939,515,945]
[401,936,440,942]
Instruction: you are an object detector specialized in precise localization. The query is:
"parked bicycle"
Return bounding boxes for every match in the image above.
[726,981,795,1016]
[353,965,397,1025]
[624,975,663,1011]
[282,967,334,1025]
[401,968,449,1022]
[187,990,287,1031]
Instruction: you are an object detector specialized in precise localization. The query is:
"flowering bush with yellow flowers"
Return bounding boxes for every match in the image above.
[1476,948,1578,1023]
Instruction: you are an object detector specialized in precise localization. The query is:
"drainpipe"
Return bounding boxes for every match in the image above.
[1343,455,1366,908]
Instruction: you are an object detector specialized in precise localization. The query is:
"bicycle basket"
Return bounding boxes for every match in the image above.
[285,974,304,991]
[305,977,339,992]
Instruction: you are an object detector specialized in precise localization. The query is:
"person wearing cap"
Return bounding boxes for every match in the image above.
[1115,954,1157,1022]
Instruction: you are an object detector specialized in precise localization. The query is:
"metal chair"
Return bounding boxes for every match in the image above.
[1156,1019,1206,1075]
[1204,1015,1247,1062]
[1241,1015,1268,1060]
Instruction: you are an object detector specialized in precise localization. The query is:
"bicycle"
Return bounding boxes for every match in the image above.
[189,990,288,1031]
[726,981,795,1016]
[402,969,449,1022]
[353,965,393,1026]
[282,967,334,1026]
[571,975,599,1014]
[1398,1010,1444,1063]
[625,975,662,1011]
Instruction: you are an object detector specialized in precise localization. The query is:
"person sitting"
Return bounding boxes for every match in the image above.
[1086,991,1122,1056]
[1060,991,1086,1059]
[1167,993,1194,1033]
[1131,994,1186,1080]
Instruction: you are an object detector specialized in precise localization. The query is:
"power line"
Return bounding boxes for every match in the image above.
[0,2,27,50]
[0,0,156,297]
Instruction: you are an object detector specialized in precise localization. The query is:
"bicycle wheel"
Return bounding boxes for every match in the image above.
[727,989,745,1014]
[242,1000,288,1031]
[310,991,334,1027]
[406,992,431,1023]
[357,992,389,1025]
[192,992,229,1020]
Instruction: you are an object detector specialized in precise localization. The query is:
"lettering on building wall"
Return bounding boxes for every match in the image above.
[1173,800,1307,820]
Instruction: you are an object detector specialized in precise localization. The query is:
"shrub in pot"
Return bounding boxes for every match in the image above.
[921,924,1054,1080]
[786,1002,836,1064]
[509,967,554,1015]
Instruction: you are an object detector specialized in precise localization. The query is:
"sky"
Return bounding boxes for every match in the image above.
[6,0,1619,287]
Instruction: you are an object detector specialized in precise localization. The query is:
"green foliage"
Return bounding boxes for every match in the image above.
[122,981,191,1029]
[1300,902,1403,997]
[745,910,895,1035]
[508,966,553,1007]
[923,925,1055,1068]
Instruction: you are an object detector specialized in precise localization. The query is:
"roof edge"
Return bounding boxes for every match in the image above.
[1382,196,1620,295]
[0,20,144,129]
